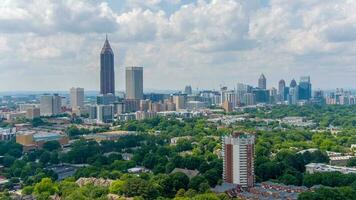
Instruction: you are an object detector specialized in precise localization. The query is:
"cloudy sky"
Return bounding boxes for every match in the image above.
[0,0,355,92]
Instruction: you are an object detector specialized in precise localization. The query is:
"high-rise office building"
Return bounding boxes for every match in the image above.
[284,86,290,102]
[53,94,62,115]
[289,87,298,105]
[88,105,97,119]
[26,107,40,120]
[40,94,62,116]
[298,76,312,100]
[100,36,115,95]
[220,86,228,106]
[70,87,84,109]
[313,90,325,105]
[278,79,286,101]
[184,85,192,95]
[258,74,267,89]
[97,94,115,105]
[140,99,150,111]
[288,79,299,105]
[126,66,143,100]
[123,99,140,112]
[222,132,255,189]
[269,87,278,104]
[222,101,233,112]
[97,105,114,123]
[243,93,256,106]
[236,83,252,105]
[290,79,297,88]
[223,91,237,107]
[252,89,269,104]
[40,95,53,116]
[173,94,187,110]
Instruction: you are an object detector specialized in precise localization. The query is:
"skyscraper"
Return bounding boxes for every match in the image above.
[290,79,297,88]
[244,93,256,106]
[40,95,53,116]
[172,94,186,110]
[184,85,192,95]
[70,87,84,109]
[222,132,255,189]
[53,94,62,115]
[40,94,62,116]
[269,87,278,104]
[252,89,270,104]
[278,79,286,101]
[125,66,143,100]
[289,79,298,105]
[220,86,228,105]
[236,83,252,105]
[258,74,267,89]
[298,76,312,100]
[100,36,115,95]
[97,105,114,123]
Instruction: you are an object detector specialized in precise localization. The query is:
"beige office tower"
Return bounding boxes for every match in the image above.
[70,87,84,110]
[165,102,176,111]
[222,133,255,189]
[222,101,233,112]
[26,107,40,120]
[149,102,163,112]
[140,99,150,111]
[173,95,186,110]
[126,66,143,100]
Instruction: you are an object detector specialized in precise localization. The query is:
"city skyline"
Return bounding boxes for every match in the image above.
[1,0,356,91]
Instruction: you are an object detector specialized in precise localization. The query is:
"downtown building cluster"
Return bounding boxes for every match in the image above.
[219,74,313,112]
[3,36,355,124]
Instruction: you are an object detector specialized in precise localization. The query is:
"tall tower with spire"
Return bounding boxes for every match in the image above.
[258,74,266,90]
[100,35,115,95]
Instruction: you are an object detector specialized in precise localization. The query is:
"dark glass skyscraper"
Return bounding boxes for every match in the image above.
[298,76,312,100]
[100,36,115,95]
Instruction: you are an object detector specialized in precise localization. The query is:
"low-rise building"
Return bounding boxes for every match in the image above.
[213,181,309,200]
[2,111,26,121]
[281,117,315,127]
[186,101,207,110]
[47,164,79,180]
[16,130,69,150]
[135,111,157,121]
[329,156,354,166]
[306,163,356,174]
[76,177,113,187]
[0,127,16,141]
[127,166,150,173]
[117,113,136,121]
[83,131,137,142]
[121,153,134,161]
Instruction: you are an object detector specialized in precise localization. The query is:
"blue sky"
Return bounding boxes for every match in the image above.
[0,0,355,91]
